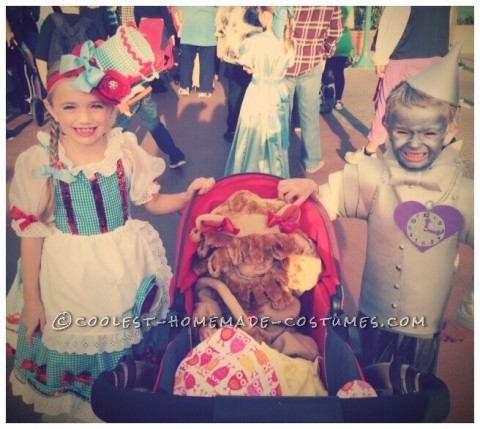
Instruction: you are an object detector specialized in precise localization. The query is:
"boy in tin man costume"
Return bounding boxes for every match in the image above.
[277,44,473,374]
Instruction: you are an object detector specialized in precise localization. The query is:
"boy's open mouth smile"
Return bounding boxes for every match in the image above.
[402,150,428,162]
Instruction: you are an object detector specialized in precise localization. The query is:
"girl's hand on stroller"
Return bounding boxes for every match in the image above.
[277,178,318,205]
[23,300,46,347]
[187,177,215,199]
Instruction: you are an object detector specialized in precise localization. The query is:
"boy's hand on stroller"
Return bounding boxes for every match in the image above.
[277,178,318,205]
[187,177,215,199]
[439,319,471,342]
[23,300,46,347]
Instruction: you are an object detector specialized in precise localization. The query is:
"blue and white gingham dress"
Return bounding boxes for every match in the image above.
[7,128,172,421]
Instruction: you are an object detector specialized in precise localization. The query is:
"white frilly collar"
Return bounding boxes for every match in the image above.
[37,127,125,178]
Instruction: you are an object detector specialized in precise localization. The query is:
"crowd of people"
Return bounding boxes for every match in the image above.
[5,5,473,423]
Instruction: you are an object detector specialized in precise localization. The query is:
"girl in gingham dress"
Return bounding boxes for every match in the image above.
[6,43,214,421]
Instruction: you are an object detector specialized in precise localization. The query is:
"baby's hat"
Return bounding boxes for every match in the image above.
[190,190,300,241]
[407,43,461,106]
[47,23,160,108]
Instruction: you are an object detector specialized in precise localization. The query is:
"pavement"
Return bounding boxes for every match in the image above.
[5,58,474,422]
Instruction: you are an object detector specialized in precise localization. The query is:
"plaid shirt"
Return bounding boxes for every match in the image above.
[286,6,343,77]
[118,6,135,25]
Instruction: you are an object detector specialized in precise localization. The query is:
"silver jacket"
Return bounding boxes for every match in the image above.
[319,140,474,337]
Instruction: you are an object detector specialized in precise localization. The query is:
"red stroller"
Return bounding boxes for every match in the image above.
[91,173,449,423]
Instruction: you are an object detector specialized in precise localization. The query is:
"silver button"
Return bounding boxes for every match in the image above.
[392,304,397,309]
[396,264,402,271]
[399,244,405,250]
[394,283,400,289]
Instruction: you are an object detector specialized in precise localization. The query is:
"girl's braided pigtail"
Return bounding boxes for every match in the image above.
[38,118,60,224]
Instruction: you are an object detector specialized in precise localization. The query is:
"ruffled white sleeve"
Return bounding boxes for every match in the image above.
[9,144,54,238]
[119,131,166,205]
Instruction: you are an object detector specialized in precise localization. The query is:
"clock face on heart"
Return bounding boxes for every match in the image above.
[394,201,464,252]
[407,211,445,247]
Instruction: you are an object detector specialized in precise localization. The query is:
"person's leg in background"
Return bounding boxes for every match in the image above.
[224,62,251,141]
[284,75,301,132]
[295,62,324,173]
[178,44,196,95]
[329,56,348,110]
[283,74,297,119]
[214,48,220,81]
[114,99,140,131]
[136,93,186,168]
[197,45,216,97]
[151,74,168,93]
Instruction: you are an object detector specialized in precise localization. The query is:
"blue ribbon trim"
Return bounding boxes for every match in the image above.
[32,165,76,183]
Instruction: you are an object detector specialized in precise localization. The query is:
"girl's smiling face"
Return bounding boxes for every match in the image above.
[45,77,116,148]
[387,104,456,171]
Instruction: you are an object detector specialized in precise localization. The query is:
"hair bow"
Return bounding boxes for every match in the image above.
[200,217,240,236]
[60,40,105,93]
[267,205,301,233]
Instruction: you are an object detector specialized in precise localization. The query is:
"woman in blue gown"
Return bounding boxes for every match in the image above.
[224,7,294,178]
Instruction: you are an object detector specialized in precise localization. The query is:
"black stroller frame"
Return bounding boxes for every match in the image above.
[7,42,47,142]
[17,43,47,127]
[320,68,336,115]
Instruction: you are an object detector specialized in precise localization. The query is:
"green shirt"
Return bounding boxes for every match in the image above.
[333,6,353,57]
[179,6,217,47]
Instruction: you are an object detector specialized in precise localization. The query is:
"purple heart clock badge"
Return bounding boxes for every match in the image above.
[394,201,464,252]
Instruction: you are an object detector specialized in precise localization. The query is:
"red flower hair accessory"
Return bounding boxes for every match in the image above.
[93,70,132,104]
